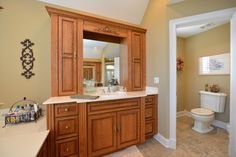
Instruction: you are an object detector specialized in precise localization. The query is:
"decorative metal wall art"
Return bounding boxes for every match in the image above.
[20,39,35,79]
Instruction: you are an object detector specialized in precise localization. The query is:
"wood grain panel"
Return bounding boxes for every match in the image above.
[84,20,128,37]
[79,103,87,157]
[117,109,140,149]
[88,98,140,115]
[88,113,117,157]
[55,116,78,140]
[131,31,144,91]
[56,137,79,157]
[58,16,77,96]
[54,103,78,117]
[145,95,158,139]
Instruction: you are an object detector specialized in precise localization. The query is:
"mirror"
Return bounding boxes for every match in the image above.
[83,39,121,87]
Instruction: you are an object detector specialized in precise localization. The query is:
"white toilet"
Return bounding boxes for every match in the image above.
[191,91,227,133]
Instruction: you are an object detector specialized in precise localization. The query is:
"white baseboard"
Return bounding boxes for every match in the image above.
[154,133,176,149]
[177,110,230,132]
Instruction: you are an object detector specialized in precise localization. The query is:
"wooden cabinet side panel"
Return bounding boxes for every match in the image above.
[47,104,55,157]
[154,95,158,135]
[51,15,59,96]
[77,19,84,94]
[140,97,146,143]
[79,103,87,157]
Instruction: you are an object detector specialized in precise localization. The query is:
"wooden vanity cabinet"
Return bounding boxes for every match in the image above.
[47,95,157,157]
[145,95,158,139]
[87,98,142,157]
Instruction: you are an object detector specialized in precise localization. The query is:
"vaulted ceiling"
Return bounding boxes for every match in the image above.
[38,0,150,24]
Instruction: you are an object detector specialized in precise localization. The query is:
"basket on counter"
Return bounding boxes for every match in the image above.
[2,97,42,127]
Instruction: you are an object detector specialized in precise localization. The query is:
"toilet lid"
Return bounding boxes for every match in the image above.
[191,108,214,116]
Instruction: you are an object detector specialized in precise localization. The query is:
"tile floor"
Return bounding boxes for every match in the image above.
[138,116,229,157]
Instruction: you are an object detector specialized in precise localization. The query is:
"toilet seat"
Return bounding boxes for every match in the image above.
[191,108,214,116]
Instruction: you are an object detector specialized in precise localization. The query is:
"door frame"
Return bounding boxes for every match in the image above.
[169,7,236,153]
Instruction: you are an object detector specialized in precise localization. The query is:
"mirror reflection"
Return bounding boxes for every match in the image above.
[83,39,121,87]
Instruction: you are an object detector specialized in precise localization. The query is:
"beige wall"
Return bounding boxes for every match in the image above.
[184,23,230,122]
[142,0,236,138]
[0,0,51,108]
[177,37,186,112]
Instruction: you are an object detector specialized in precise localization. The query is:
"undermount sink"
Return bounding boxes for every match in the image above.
[99,92,127,99]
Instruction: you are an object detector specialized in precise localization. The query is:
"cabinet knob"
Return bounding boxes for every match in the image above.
[66,148,69,152]
[64,108,68,112]
[65,126,69,129]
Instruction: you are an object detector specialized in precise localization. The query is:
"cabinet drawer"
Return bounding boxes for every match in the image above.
[145,106,154,120]
[84,20,128,37]
[88,98,140,115]
[55,103,78,117]
[145,120,155,135]
[55,116,79,140]
[56,137,79,157]
[145,96,155,105]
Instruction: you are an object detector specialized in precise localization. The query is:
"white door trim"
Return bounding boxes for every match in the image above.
[230,12,236,157]
[169,7,236,151]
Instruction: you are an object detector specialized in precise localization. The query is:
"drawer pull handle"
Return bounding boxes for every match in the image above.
[64,108,68,112]
[65,126,69,129]
[66,148,69,152]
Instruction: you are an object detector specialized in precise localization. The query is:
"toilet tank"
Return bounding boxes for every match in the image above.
[200,91,227,113]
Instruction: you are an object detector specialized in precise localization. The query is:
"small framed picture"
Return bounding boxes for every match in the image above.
[199,53,230,75]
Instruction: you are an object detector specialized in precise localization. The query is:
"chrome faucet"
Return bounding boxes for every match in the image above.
[108,84,112,93]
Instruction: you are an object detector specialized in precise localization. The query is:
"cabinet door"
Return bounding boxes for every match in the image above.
[88,113,117,157]
[117,109,140,149]
[131,32,145,91]
[58,16,77,96]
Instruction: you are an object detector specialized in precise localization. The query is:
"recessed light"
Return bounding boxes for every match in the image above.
[200,23,215,29]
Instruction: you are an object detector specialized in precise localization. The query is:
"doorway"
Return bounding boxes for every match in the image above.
[169,7,236,156]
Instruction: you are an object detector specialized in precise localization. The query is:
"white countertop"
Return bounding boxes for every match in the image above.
[0,116,49,157]
[43,87,158,105]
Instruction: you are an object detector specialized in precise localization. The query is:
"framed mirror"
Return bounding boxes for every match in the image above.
[83,39,121,87]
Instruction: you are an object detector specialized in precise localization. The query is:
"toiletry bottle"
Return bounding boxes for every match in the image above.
[205,84,209,91]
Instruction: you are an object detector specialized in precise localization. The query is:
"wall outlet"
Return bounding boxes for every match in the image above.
[154,77,159,84]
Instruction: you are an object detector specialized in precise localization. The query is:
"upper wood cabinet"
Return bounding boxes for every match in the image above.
[131,31,146,91]
[47,7,146,96]
[50,14,83,96]
[58,16,78,96]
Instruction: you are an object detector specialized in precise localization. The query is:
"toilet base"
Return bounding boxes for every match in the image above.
[192,120,214,133]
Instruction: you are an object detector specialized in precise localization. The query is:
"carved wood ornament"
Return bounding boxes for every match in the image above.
[94,26,118,35]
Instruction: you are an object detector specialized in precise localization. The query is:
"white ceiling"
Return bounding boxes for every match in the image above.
[83,39,120,59]
[38,0,150,24]
[176,18,230,38]
[168,0,185,5]
[83,39,107,49]
[83,39,107,59]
